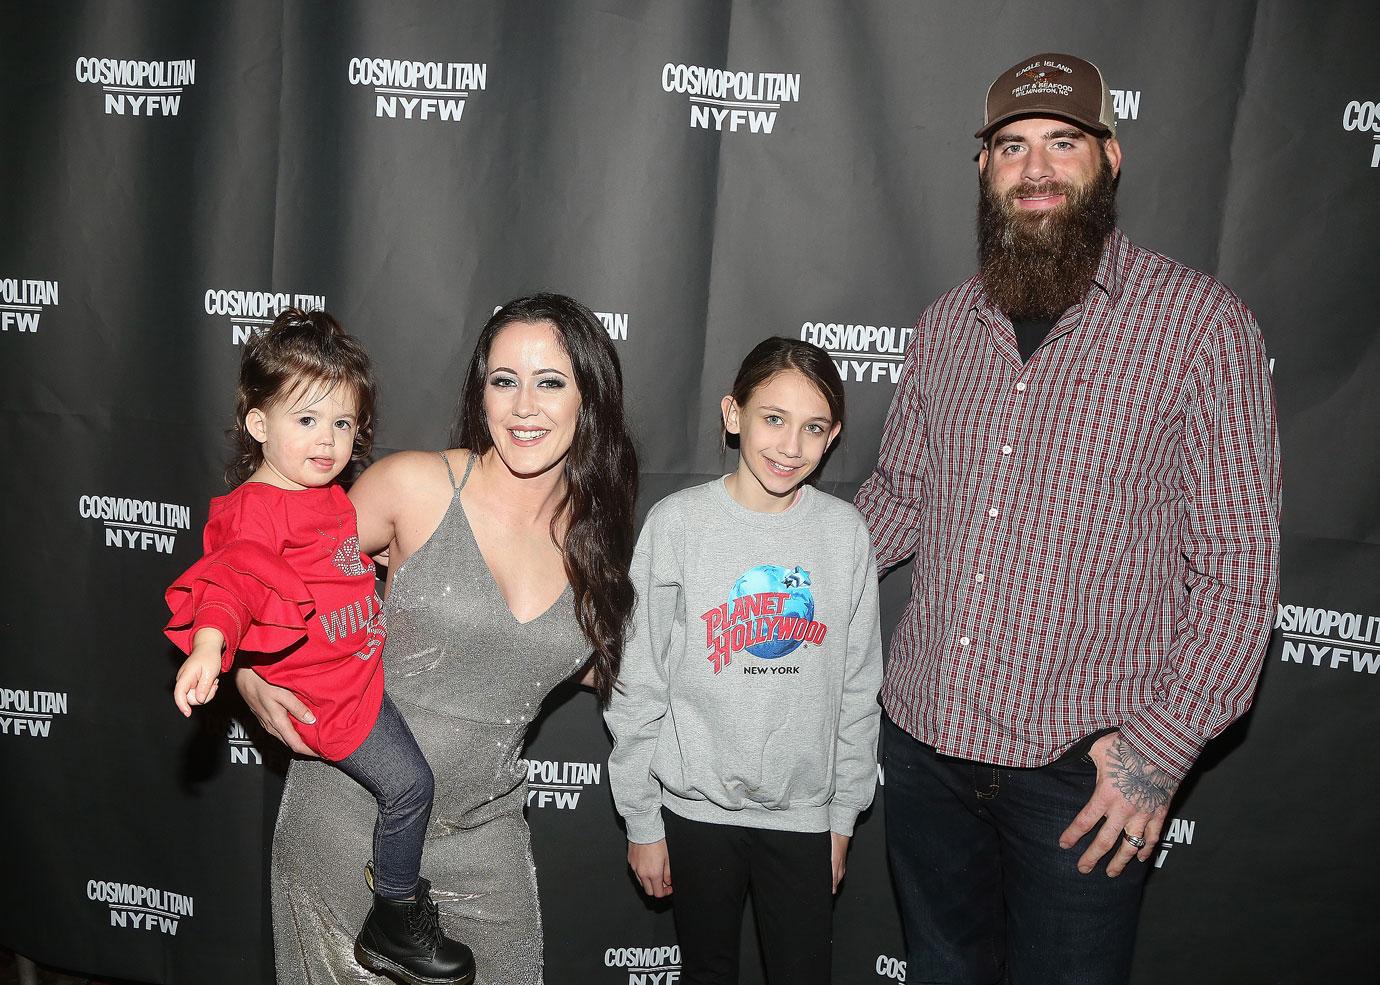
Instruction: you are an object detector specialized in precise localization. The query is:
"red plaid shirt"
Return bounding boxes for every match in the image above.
[856,229,1280,780]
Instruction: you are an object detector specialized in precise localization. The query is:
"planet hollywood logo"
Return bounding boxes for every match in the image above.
[78,494,192,554]
[1276,603,1380,675]
[1154,816,1196,869]
[701,565,828,675]
[228,718,262,766]
[1341,100,1380,167]
[74,57,195,116]
[875,953,906,982]
[0,277,57,334]
[800,320,914,385]
[349,57,487,122]
[0,687,69,738]
[662,63,800,134]
[204,289,327,345]
[87,879,194,936]
[526,759,602,809]
[604,944,681,984]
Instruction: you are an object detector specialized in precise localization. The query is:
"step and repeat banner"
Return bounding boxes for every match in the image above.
[2,1,1377,983]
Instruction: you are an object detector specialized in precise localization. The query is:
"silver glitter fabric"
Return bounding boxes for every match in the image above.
[271,453,590,985]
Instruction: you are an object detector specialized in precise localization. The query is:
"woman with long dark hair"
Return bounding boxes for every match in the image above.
[237,294,638,985]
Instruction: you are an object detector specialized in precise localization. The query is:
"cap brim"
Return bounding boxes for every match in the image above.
[975,110,1113,140]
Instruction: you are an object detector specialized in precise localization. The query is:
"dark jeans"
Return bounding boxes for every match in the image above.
[334,692,435,900]
[663,810,833,985]
[882,716,1148,985]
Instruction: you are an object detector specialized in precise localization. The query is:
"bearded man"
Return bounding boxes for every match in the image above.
[855,53,1279,984]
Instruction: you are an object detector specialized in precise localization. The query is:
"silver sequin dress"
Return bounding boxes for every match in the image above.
[271,452,590,984]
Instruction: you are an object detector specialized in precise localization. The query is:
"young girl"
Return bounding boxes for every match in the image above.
[604,337,884,984]
[164,309,474,985]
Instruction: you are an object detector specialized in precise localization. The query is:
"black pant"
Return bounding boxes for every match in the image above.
[663,810,832,985]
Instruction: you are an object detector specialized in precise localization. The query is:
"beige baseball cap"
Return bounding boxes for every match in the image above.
[976,53,1116,139]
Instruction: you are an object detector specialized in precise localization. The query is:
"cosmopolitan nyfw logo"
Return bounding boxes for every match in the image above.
[0,278,57,333]
[87,879,193,936]
[875,953,906,982]
[1341,99,1380,167]
[596,310,630,341]
[0,687,68,738]
[604,944,681,984]
[349,57,487,122]
[78,495,192,554]
[525,759,602,809]
[491,305,628,341]
[228,718,262,766]
[1276,603,1380,674]
[1110,88,1141,121]
[1154,816,1197,869]
[662,63,800,133]
[204,289,327,345]
[701,565,827,674]
[74,58,195,116]
[800,321,914,385]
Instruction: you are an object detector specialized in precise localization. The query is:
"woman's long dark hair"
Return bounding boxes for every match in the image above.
[451,294,638,704]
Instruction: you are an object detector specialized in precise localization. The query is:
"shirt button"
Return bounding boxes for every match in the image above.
[974,573,985,584]
[959,636,971,647]
[1001,444,1013,455]
[1015,381,1027,392]
[987,507,999,518]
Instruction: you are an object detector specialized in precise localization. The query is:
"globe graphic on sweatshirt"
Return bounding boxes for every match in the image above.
[729,564,815,659]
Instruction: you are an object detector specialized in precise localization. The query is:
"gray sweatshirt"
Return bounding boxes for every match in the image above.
[604,477,883,843]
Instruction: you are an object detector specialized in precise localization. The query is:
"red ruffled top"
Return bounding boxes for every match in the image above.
[165,482,385,761]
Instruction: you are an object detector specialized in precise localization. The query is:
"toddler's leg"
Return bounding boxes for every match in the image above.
[336,692,474,985]
[335,692,435,899]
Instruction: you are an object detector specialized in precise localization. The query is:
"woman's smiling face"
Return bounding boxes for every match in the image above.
[483,319,582,478]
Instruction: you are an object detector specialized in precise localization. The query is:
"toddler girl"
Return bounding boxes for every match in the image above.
[165,309,473,985]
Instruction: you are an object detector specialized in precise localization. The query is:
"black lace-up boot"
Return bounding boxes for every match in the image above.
[354,878,476,985]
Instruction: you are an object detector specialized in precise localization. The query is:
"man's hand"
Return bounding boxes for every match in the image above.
[830,832,850,895]
[628,839,673,898]
[1059,731,1179,877]
[233,668,318,758]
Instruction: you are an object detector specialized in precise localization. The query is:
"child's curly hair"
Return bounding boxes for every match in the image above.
[227,308,377,485]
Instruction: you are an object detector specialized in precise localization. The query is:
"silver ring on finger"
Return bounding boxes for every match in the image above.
[1123,831,1147,849]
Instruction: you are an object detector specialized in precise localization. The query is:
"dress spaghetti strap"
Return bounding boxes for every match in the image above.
[438,450,478,494]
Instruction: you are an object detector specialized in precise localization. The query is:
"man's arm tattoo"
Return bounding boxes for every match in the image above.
[1107,737,1179,813]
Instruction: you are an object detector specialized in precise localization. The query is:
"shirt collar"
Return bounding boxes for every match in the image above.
[1092,227,1128,303]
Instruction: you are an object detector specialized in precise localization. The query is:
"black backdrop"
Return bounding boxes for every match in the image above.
[2,2,1378,983]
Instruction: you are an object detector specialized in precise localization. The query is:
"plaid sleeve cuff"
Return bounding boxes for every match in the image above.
[1118,706,1206,782]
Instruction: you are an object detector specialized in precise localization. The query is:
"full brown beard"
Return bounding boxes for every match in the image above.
[977,152,1118,320]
